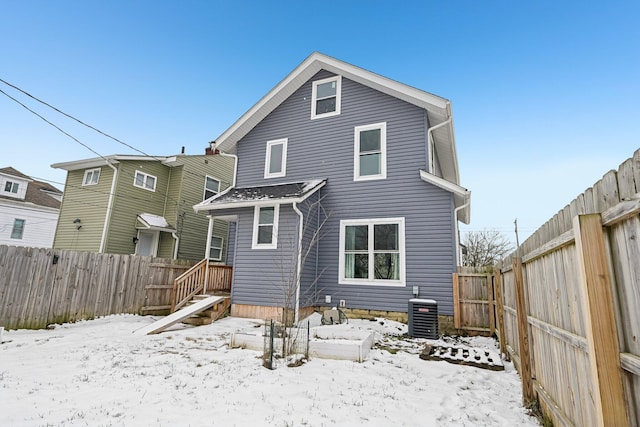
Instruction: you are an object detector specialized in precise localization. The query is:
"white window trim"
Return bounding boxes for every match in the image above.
[354,122,387,181]
[311,75,342,120]
[338,217,406,287]
[133,170,157,192]
[209,236,224,261]
[264,138,288,179]
[251,205,279,249]
[204,175,221,200]
[82,168,101,186]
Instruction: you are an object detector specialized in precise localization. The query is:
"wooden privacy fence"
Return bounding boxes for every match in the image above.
[452,270,495,335]
[0,245,195,330]
[493,149,640,427]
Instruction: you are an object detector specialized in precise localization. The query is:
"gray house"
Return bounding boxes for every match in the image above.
[194,53,470,323]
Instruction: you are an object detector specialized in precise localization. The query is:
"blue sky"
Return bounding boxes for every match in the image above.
[1,1,638,243]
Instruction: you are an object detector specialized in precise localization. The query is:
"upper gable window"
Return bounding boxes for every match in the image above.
[4,181,19,194]
[134,171,156,191]
[311,76,341,119]
[354,122,387,181]
[83,168,101,186]
[264,138,288,179]
[204,176,220,200]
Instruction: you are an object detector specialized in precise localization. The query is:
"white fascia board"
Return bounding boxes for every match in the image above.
[192,185,236,212]
[0,199,60,214]
[51,155,169,171]
[419,169,468,197]
[0,171,33,183]
[214,52,450,154]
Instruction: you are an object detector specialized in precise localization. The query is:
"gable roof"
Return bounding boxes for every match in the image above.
[193,179,326,211]
[213,52,460,185]
[0,167,62,209]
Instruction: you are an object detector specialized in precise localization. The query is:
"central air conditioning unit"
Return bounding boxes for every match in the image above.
[408,298,438,339]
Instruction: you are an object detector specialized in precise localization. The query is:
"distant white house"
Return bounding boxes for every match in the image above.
[0,167,62,248]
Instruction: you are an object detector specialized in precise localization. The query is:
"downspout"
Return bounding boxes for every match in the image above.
[453,196,470,267]
[292,202,304,324]
[171,232,179,260]
[99,161,118,253]
[426,116,452,175]
[203,216,214,294]
[219,151,238,188]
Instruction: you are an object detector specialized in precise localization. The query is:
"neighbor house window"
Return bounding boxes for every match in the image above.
[11,219,25,239]
[252,205,279,249]
[354,122,387,181]
[134,171,156,191]
[311,76,341,119]
[209,236,224,261]
[339,217,405,286]
[204,176,220,200]
[264,138,288,179]
[82,168,100,186]
[4,181,19,194]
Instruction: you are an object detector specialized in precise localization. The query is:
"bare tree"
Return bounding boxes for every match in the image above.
[267,194,331,365]
[462,229,514,268]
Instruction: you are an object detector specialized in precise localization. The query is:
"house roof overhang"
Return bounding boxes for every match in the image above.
[136,213,176,233]
[193,179,327,212]
[420,170,471,224]
[212,52,460,185]
[51,155,178,171]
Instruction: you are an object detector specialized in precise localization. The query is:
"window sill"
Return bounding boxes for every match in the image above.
[339,279,405,287]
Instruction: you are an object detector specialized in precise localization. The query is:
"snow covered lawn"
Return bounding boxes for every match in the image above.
[0,314,540,426]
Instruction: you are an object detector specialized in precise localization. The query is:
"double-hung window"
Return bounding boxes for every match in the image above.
[82,168,100,186]
[252,205,279,249]
[209,236,224,261]
[4,181,19,194]
[354,122,386,181]
[311,76,341,119]
[339,218,405,286]
[264,138,287,179]
[11,218,25,239]
[134,171,156,191]
[204,176,220,200]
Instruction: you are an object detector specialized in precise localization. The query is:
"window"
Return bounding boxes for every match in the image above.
[264,138,288,179]
[209,236,224,261]
[311,76,341,119]
[4,181,19,193]
[82,168,101,186]
[11,219,25,239]
[339,218,405,286]
[354,122,387,181]
[204,176,220,200]
[252,205,279,249]
[134,171,156,191]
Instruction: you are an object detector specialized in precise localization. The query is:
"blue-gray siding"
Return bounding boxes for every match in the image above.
[227,70,457,315]
[225,221,236,266]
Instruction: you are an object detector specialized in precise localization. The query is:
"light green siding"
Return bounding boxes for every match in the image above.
[53,166,113,252]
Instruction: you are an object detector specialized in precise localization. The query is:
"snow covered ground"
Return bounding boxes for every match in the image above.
[0,314,540,427]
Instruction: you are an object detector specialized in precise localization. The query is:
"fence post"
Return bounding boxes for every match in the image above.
[573,214,629,427]
[452,272,461,329]
[493,270,508,360]
[513,257,534,404]
[487,274,495,335]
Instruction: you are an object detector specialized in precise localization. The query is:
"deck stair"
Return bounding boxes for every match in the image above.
[182,294,231,326]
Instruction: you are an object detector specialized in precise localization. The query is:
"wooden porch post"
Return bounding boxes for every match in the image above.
[513,257,534,404]
[573,214,629,427]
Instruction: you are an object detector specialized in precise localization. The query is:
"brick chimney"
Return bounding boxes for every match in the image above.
[205,141,219,155]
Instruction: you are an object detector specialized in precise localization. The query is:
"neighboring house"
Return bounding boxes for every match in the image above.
[51,149,235,261]
[0,167,62,248]
[194,52,471,322]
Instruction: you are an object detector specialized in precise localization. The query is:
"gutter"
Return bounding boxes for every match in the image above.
[99,160,118,253]
[292,202,304,324]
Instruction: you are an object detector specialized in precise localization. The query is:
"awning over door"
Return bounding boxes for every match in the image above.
[136,213,176,233]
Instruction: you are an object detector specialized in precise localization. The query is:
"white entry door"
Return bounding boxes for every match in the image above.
[136,230,158,256]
